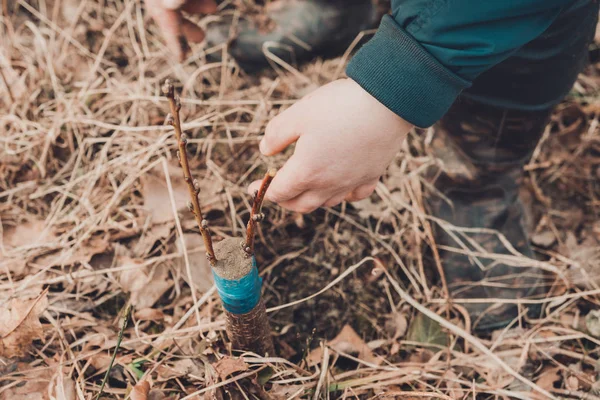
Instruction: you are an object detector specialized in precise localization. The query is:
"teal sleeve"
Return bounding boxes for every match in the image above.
[346,0,572,127]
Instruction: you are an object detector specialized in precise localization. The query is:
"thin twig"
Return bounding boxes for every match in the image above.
[243,168,276,256]
[95,304,132,400]
[162,79,216,265]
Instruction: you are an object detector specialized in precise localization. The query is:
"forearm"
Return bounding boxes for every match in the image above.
[347,0,574,127]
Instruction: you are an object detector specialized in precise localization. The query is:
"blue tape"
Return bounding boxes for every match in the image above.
[213,257,262,314]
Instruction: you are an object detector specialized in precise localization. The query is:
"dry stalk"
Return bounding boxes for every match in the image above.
[243,168,276,256]
[162,79,216,266]
[0,67,13,105]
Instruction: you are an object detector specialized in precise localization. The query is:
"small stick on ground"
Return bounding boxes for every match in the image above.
[95,304,132,400]
[162,79,216,266]
[243,168,276,257]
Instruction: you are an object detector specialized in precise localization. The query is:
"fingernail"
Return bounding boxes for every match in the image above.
[259,139,268,155]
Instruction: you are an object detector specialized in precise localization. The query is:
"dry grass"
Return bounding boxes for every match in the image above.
[1,1,600,399]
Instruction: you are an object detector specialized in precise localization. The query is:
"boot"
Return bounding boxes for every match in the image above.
[427,97,553,331]
[205,0,378,71]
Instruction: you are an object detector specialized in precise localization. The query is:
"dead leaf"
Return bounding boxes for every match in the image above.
[133,223,172,257]
[0,290,48,358]
[385,312,408,340]
[531,230,557,248]
[352,197,389,220]
[50,373,76,400]
[2,219,55,249]
[0,57,26,102]
[585,310,600,337]
[0,366,51,400]
[267,384,305,399]
[213,356,249,380]
[118,257,172,309]
[156,359,203,381]
[176,233,214,293]
[329,325,379,364]
[135,308,166,321]
[563,233,600,289]
[130,380,150,400]
[565,375,579,391]
[307,325,379,366]
[141,170,189,224]
[35,235,110,268]
[89,353,113,372]
[535,367,560,390]
[141,164,221,224]
[442,370,462,399]
[60,0,80,23]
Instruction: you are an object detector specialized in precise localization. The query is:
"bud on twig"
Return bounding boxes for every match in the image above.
[243,169,276,257]
[162,79,216,265]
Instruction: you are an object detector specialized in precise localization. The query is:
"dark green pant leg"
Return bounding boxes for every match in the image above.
[430,0,599,330]
[464,0,599,110]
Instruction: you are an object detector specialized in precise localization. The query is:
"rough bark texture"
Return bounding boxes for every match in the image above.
[225,298,275,356]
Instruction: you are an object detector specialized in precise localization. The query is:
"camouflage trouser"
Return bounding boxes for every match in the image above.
[429,0,599,330]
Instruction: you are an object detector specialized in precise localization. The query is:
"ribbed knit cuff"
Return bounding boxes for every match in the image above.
[346,15,472,128]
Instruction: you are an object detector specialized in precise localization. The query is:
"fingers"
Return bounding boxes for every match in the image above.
[148,5,188,61]
[182,18,205,43]
[279,191,331,214]
[322,181,377,208]
[345,181,378,202]
[260,111,302,156]
[148,0,217,61]
[323,192,348,208]
[248,156,309,204]
[181,0,218,13]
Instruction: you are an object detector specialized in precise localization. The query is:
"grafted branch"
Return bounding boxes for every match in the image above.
[162,79,216,266]
[243,169,276,256]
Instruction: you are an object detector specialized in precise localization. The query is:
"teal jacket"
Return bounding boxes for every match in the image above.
[346,0,578,127]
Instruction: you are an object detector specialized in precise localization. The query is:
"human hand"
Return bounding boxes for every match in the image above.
[146,0,218,62]
[248,79,413,213]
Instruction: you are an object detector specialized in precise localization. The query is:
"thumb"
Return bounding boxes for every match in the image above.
[260,112,301,156]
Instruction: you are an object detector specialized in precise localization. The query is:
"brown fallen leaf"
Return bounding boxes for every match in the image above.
[213,356,249,380]
[176,233,214,293]
[585,309,600,337]
[0,364,52,400]
[141,169,189,225]
[118,257,172,309]
[562,233,600,289]
[384,312,408,340]
[2,219,55,249]
[135,308,166,321]
[565,375,579,391]
[0,290,48,358]
[130,380,150,400]
[531,230,557,248]
[141,164,221,224]
[34,235,110,268]
[535,367,560,391]
[156,359,204,381]
[50,373,76,400]
[307,324,379,366]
